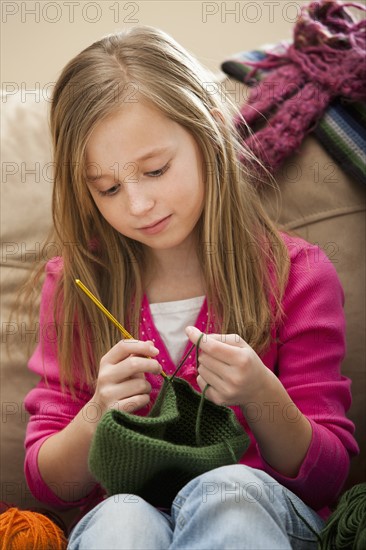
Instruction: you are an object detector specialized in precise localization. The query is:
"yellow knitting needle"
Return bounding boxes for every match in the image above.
[75,279,167,379]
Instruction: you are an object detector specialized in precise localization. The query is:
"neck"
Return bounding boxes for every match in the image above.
[143,234,205,302]
[146,233,201,278]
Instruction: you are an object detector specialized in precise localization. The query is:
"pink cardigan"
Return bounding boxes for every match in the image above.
[23,232,359,518]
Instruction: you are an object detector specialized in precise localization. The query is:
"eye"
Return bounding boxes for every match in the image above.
[146,164,170,178]
[97,183,121,197]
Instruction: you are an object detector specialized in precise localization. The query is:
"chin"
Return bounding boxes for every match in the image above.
[144,234,190,251]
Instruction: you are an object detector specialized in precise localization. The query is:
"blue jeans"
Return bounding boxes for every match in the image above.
[68,465,324,549]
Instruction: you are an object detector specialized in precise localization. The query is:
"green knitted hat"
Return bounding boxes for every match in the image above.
[88,376,250,508]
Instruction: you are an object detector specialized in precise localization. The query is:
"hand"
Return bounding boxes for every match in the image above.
[91,340,162,416]
[185,326,273,407]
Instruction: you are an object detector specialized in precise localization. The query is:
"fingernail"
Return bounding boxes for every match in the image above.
[185,326,197,336]
[150,346,159,354]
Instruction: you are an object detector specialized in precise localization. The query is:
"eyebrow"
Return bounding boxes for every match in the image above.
[86,146,171,182]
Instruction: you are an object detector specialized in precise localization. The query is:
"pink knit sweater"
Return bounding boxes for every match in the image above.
[23,232,359,519]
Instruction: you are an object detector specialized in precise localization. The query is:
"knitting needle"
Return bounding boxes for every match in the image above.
[75,279,168,379]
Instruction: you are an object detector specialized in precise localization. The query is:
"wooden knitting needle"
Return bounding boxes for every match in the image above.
[75,279,167,379]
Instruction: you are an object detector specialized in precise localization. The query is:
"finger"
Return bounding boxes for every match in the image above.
[185,326,250,364]
[197,352,227,380]
[197,362,225,388]
[202,333,250,348]
[116,377,152,399]
[118,355,162,378]
[101,339,159,366]
[196,375,225,407]
[97,378,152,408]
[99,357,162,385]
[114,394,151,414]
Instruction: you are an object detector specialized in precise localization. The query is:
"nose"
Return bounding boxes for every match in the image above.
[125,183,155,217]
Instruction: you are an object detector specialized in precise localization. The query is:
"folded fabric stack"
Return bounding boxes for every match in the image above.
[221,0,366,185]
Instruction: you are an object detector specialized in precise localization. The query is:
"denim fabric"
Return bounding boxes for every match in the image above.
[68,465,324,549]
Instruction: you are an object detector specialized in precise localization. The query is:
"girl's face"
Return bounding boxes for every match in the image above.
[85,98,205,255]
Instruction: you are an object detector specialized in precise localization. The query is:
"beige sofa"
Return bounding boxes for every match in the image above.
[1,79,365,532]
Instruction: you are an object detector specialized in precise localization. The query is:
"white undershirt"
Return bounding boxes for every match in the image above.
[149,296,205,365]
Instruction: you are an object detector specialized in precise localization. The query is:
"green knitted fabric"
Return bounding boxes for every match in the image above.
[317,483,366,550]
[88,376,249,508]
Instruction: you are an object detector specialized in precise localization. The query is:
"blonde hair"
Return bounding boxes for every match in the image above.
[21,25,290,395]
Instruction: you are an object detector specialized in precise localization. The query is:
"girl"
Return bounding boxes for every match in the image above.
[22,25,358,549]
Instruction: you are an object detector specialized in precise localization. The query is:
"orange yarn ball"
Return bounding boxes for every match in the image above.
[0,507,67,550]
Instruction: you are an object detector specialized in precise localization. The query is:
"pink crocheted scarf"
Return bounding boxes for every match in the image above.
[234,0,366,178]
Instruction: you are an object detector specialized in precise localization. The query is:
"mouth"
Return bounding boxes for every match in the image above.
[138,215,172,235]
[139,216,168,229]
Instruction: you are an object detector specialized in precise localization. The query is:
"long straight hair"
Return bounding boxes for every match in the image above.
[20,25,290,395]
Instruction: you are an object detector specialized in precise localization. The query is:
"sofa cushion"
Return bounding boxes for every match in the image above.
[1,91,78,526]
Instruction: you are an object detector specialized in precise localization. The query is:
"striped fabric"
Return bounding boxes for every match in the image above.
[221,44,366,185]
